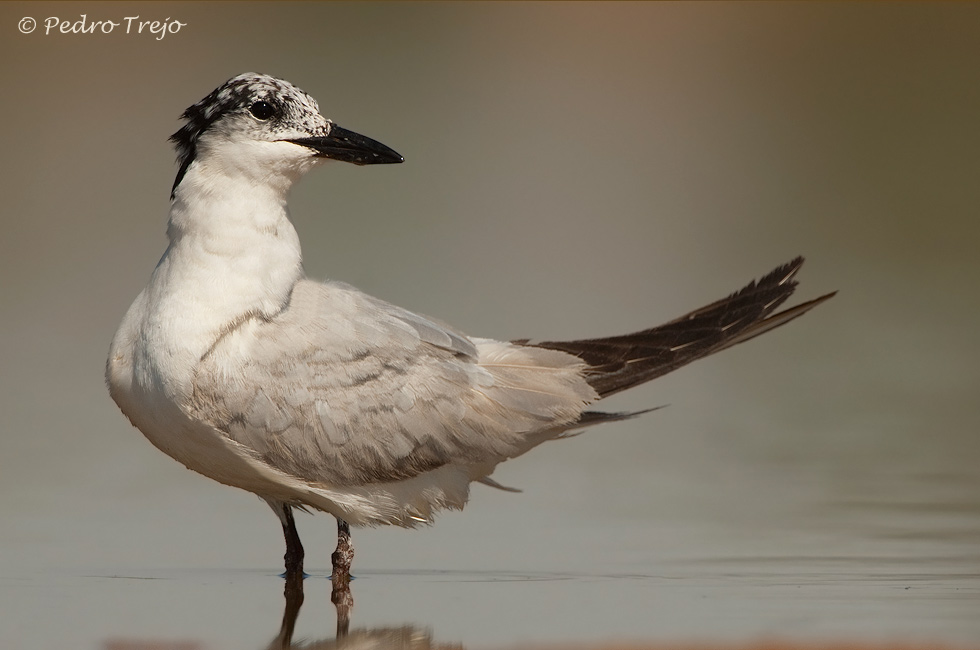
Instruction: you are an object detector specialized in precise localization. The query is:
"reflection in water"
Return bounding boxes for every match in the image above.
[266,575,461,650]
[96,455,980,650]
[265,572,305,650]
[279,628,460,650]
[98,559,980,650]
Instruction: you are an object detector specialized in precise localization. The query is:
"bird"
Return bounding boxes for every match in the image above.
[106,72,834,584]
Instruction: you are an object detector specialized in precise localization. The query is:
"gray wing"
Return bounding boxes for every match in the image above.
[186,279,595,487]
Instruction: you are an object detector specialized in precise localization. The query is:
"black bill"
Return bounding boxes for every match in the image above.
[287,125,403,165]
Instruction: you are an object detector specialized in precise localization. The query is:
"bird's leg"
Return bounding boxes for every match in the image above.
[282,506,305,578]
[269,501,304,579]
[330,518,354,587]
[330,518,354,636]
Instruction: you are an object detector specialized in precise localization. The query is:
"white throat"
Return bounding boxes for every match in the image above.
[143,162,305,388]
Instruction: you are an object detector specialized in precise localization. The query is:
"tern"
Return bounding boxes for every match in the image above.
[107,72,834,584]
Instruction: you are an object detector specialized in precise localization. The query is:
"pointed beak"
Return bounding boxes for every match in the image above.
[287,124,404,165]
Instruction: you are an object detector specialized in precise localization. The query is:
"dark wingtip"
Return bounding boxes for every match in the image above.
[517,257,833,398]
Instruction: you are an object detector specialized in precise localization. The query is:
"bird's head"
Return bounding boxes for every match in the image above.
[169,73,403,198]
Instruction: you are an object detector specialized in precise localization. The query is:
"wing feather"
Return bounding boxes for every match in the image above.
[185,280,593,489]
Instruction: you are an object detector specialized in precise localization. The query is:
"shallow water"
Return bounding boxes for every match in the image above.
[4,435,978,649]
[6,555,978,650]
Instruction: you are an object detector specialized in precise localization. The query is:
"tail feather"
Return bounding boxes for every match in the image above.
[515,257,835,399]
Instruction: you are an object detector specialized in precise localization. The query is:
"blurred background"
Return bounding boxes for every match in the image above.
[1,2,978,649]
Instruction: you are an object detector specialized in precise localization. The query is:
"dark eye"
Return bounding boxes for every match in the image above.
[248,101,276,120]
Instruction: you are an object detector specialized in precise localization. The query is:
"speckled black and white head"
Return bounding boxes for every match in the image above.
[169,73,402,198]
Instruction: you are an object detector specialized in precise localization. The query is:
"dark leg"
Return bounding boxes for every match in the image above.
[330,518,354,636]
[263,500,306,649]
[266,499,305,579]
[281,505,305,578]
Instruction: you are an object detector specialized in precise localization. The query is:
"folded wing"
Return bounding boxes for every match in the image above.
[185,259,832,492]
[185,280,594,488]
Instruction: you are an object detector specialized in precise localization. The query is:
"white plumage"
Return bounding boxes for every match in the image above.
[107,73,832,577]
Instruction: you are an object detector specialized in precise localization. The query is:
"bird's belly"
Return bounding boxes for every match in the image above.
[111,355,483,526]
[118,385,302,500]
